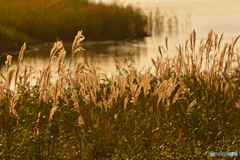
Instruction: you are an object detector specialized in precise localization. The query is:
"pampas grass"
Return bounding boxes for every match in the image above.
[14,43,26,90]
[5,55,12,72]
[0,30,240,159]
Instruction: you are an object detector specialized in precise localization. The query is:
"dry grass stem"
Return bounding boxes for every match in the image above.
[158,46,163,58]
[39,66,51,102]
[0,84,6,104]
[9,91,19,117]
[14,43,26,91]
[23,64,31,88]
[35,112,41,135]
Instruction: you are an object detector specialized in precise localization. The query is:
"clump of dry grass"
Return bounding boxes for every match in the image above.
[2,29,239,117]
[1,30,240,159]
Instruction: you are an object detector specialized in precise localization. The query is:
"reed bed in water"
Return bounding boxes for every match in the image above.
[0,30,240,159]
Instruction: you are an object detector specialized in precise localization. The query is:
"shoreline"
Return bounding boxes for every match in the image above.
[0,35,150,56]
[0,44,39,56]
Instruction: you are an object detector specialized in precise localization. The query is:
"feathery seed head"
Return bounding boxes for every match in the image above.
[49,105,57,122]
[50,41,63,63]
[7,66,16,89]
[5,55,12,71]
[78,116,84,126]
[235,100,240,109]
[57,48,66,75]
[72,30,85,58]
[74,59,83,77]
[17,43,26,66]
[186,100,197,113]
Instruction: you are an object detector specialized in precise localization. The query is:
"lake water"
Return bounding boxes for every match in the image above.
[1,0,240,80]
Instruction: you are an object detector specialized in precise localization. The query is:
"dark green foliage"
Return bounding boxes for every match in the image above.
[0,0,148,45]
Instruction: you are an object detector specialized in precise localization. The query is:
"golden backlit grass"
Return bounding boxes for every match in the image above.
[0,30,240,159]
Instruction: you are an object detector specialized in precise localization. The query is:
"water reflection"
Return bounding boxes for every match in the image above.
[148,8,189,36]
[0,40,148,81]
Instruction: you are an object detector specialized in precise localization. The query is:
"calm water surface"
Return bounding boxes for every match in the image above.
[1,0,240,80]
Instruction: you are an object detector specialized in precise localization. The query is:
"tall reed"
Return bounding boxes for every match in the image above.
[0,30,240,159]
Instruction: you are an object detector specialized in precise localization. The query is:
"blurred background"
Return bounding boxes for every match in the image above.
[0,0,240,77]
